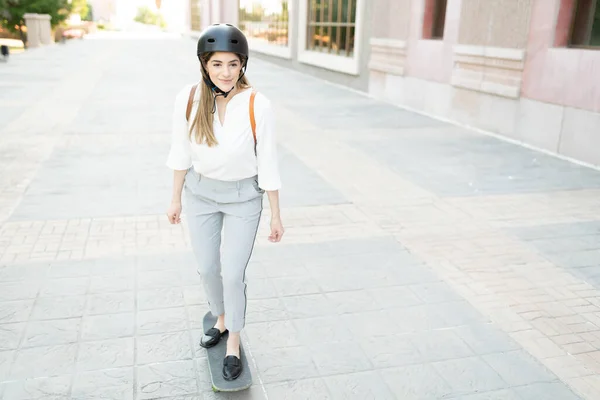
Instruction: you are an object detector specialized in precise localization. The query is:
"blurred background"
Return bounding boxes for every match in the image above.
[2,0,599,170]
[5,0,594,165]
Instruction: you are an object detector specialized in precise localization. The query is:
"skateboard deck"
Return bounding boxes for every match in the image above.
[202,311,252,392]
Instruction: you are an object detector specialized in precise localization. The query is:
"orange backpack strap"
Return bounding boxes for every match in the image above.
[186,84,198,122]
[249,90,257,147]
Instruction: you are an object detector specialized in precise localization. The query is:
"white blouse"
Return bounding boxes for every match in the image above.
[166,83,281,191]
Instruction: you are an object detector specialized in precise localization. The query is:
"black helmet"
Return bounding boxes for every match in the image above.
[197,23,249,59]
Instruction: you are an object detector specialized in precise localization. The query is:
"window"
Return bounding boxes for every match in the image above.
[306,0,357,57]
[239,0,289,47]
[570,0,600,47]
[422,0,447,40]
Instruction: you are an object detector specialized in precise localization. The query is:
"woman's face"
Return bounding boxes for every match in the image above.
[205,52,242,93]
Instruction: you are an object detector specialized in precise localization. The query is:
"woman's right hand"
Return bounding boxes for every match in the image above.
[167,202,182,224]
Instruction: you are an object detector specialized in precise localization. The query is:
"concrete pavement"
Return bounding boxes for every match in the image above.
[0,31,599,399]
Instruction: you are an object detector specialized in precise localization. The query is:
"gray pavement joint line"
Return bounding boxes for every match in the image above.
[69,256,92,397]
[7,262,50,387]
[133,256,140,400]
[241,330,269,399]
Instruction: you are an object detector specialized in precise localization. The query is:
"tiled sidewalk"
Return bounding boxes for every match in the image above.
[0,32,599,399]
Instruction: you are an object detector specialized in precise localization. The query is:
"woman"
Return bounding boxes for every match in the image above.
[165,23,284,381]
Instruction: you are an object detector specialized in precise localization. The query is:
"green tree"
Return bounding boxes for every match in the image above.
[0,0,70,47]
[69,0,88,19]
[134,5,165,28]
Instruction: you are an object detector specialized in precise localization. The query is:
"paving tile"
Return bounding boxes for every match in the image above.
[136,360,197,399]
[341,310,399,338]
[410,281,464,304]
[271,276,321,297]
[324,290,382,314]
[0,375,72,400]
[483,350,558,386]
[183,285,208,305]
[408,329,475,362]
[251,346,319,384]
[136,331,192,365]
[22,318,81,348]
[81,313,135,341]
[86,292,135,315]
[0,300,34,324]
[30,296,86,320]
[349,134,600,196]
[281,294,336,319]
[0,281,42,301]
[0,265,49,282]
[137,287,185,310]
[264,378,331,400]
[72,367,134,400]
[137,307,188,335]
[0,324,24,354]
[380,363,454,399]
[39,277,89,297]
[453,389,522,400]
[432,356,507,395]
[455,322,521,355]
[245,298,288,324]
[292,316,355,345]
[309,341,373,376]
[77,337,134,371]
[244,320,301,349]
[513,381,583,400]
[10,344,77,379]
[367,285,423,309]
[0,350,13,382]
[322,371,396,400]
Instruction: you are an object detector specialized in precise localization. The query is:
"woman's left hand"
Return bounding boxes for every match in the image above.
[269,216,284,243]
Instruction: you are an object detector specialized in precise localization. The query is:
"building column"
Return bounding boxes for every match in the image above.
[221,0,239,26]
[368,0,411,78]
[200,0,212,29]
[451,0,533,99]
[367,0,411,100]
[23,14,42,48]
[39,14,52,45]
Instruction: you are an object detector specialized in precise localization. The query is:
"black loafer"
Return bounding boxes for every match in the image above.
[199,327,228,348]
[222,355,242,381]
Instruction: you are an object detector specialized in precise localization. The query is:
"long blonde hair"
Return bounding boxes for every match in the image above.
[189,52,251,147]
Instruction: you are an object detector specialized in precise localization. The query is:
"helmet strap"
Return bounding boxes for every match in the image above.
[200,62,247,113]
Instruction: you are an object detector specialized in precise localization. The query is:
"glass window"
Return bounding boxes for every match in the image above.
[422,0,447,40]
[306,0,357,57]
[570,0,600,48]
[239,0,290,47]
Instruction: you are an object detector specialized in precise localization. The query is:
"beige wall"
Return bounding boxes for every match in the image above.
[372,0,411,40]
[458,0,533,48]
[371,0,391,37]
[368,0,600,167]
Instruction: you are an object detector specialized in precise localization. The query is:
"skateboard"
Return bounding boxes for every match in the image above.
[202,311,252,392]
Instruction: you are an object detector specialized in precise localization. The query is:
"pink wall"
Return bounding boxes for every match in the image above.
[522,0,600,112]
[405,0,461,83]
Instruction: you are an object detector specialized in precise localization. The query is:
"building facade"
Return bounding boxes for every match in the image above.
[191,0,600,167]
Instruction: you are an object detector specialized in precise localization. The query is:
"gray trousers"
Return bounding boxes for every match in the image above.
[184,168,263,332]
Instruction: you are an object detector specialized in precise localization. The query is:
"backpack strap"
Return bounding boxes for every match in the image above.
[249,89,257,146]
[186,85,258,152]
[186,83,198,122]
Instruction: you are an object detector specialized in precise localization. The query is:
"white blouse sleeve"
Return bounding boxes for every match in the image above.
[255,95,282,191]
[166,85,193,171]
